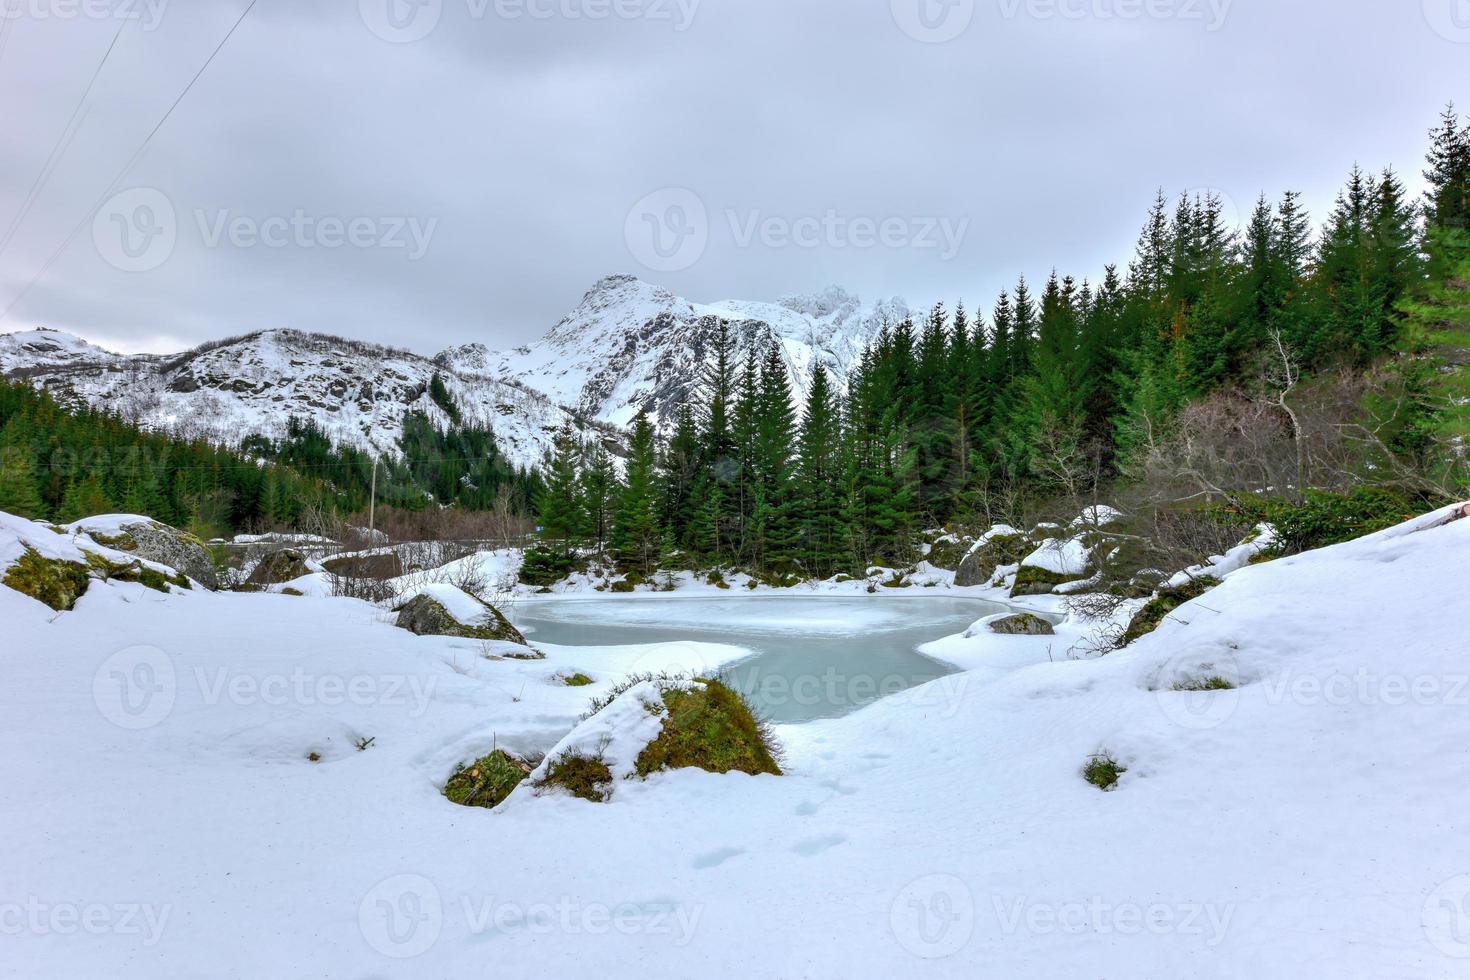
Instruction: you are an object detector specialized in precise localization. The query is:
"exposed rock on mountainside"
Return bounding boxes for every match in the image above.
[4,276,907,468]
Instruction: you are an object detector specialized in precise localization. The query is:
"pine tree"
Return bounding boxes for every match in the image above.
[612,412,662,574]
[58,472,114,523]
[536,427,587,555]
[795,364,846,577]
[0,420,45,520]
[579,440,617,554]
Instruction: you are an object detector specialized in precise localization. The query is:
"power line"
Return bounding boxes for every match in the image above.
[0,15,131,260]
[0,0,261,323]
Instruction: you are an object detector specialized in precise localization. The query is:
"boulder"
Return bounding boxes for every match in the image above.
[955,528,1030,587]
[393,586,526,644]
[988,613,1055,636]
[245,548,310,587]
[72,516,219,590]
[1011,538,1093,597]
[320,551,403,579]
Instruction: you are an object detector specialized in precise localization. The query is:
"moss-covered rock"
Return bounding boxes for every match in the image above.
[245,549,311,587]
[444,749,531,809]
[922,535,969,572]
[4,547,92,611]
[81,519,219,590]
[955,532,1030,587]
[1010,562,1088,597]
[1121,575,1221,646]
[634,680,782,778]
[393,591,526,644]
[988,613,1055,636]
[562,673,594,687]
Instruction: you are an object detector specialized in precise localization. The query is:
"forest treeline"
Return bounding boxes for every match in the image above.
[531,105,1470,581]
[0,374,541,536]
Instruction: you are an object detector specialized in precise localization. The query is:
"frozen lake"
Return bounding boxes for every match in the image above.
[509,595,1010,723]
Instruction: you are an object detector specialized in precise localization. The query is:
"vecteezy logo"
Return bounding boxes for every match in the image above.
[1424,874,1470,958]
[1152,648,1241,731]
[624,187,708,273]
[359,0,443,43]
[889,873,974,958]
[359,874,442,958]
[1423,0,1470,42]
[93,645,177,730]
[890,0,975,43]
[92,187,176,273]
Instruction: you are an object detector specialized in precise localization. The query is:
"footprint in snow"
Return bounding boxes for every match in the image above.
[793,800,820,816]
[692,847,745,869]
[791,834,847,857]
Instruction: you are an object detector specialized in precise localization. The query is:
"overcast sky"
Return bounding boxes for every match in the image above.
[0,0,1465,356]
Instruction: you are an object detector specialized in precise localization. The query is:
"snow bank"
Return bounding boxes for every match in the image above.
[1019,536,1091,575]
[5,503,1470,977]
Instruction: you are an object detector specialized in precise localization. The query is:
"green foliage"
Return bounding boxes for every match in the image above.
[444,749,527,809]
[1121,575,1221,646]
[3,547,91,610]
[1258,487,1418,554]
[1082,752,1127,792]
[562,673,594,687]
[633,680,782,778]
[518,546,576,586]
[534,751,613,803]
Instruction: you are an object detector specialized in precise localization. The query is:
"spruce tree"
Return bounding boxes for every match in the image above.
[536,428,587,556]
[795,363,845,577]
[612,412,662,574]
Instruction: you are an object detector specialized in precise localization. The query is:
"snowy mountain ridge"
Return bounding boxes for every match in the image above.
[2,276,909,466]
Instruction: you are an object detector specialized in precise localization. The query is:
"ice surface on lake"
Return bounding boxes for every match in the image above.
[511,596,1010,723]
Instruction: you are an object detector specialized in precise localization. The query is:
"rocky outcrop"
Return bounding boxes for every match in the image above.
[393,590,526,644]
[79,518,220,590]
[988,613,1055,636]
[954,528,1030,587]
[245,549,311,587]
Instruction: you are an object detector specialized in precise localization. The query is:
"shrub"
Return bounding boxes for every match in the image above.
[534,751,613,802]
[519,547,576,587]
[444,749,529,809]
[3,547,91,610]
[1258,487,1418,554]
[562,673,594,687]
[1082,751,1126,791]
[634,680,782,778]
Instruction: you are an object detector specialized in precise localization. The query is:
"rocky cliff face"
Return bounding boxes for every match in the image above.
[3,276,910,465]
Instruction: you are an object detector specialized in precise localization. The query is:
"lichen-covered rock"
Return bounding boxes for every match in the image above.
[393,588,526,644]
[74,517,219,590]
[245,549,310,587]
[988,613,1055,636]
[954,529,1030,587]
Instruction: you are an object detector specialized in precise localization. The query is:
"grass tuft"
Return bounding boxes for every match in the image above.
[1082,751,1127,792]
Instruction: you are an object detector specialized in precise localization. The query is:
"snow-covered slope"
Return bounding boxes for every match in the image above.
[438,275,909,428]
[0,327,123,375]
[3,276,906,463]
[4,504,1469,977]
[1,327,579,467]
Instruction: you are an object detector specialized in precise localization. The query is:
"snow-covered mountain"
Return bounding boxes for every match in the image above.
[2,276,909,465]
[2,327,578,468]
[439,275,910,429]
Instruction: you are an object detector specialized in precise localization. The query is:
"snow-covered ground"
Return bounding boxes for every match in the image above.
[3,505,1470,977]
